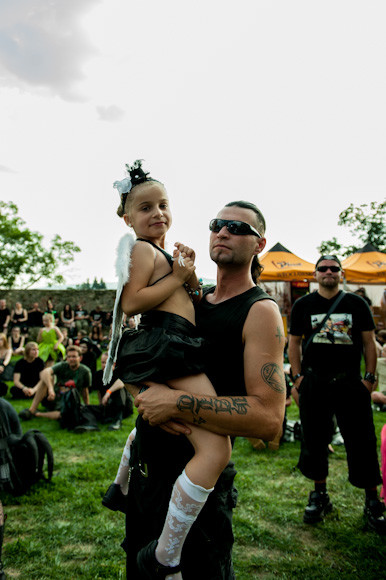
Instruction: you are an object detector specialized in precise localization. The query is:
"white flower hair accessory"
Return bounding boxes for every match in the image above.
[113,177,132,196]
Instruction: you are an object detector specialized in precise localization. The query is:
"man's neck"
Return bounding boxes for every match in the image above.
[209,267,255,304]
[68,363,80,371]
[317,285,341,300]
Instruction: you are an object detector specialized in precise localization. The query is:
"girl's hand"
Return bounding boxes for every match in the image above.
[172,249,195,282]
[174,242,196,264]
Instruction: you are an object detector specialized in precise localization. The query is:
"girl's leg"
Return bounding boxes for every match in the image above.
[114,426,137,495]
[102,427,137,513]
[151,374,231,574]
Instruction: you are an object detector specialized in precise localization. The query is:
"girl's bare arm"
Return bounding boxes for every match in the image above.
[120,242,195,316]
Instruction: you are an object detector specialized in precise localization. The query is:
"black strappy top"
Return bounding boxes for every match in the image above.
[136,238,173,285]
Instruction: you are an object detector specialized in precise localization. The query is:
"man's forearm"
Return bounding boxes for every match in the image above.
[137,388,282,440]
[364,340,377,374]
[288,337,302,376]
[82,388,90,404]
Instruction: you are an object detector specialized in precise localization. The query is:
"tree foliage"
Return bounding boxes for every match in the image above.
[0,201,81,289]
[76,278,107,290]
[318,200,386,257]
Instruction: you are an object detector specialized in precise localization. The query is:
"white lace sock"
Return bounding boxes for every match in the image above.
[155,469,213,578]
[113,427,136,495]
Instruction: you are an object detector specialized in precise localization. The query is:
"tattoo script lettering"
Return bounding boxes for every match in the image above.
[176,394,250,423]
[261,362,285,393]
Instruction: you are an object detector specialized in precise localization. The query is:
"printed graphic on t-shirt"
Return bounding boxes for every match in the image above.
[311,313,353,345]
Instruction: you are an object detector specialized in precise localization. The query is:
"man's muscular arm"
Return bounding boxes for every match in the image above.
[135,300,286,440]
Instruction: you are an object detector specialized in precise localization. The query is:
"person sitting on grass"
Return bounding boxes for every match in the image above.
[10,302,28,336]
[10,342,45,400]
[0,333,12,396]
[0,398,23,580]
[37,313,66,365]
[19,345,91,422]
[9,326,25,356]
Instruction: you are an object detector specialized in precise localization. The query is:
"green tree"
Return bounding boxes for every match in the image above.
[318,200,386,257]
[0,201,81,289]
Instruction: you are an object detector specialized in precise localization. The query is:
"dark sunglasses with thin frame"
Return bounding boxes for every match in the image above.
[209,219,261,238]
[316,266,341,273]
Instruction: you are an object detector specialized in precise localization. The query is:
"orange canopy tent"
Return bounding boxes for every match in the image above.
[342,243,386,284]
[259,243,315,281]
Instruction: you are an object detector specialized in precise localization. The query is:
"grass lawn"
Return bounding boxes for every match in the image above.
[1,394,386,579]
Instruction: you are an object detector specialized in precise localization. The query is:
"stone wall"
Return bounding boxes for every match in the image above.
[0,288,117,313]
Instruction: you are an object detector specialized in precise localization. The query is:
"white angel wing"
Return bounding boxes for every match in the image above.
[103,233,136,385]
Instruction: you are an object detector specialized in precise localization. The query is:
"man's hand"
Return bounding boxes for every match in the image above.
[134,383,191,436]
[362,379,376,393]
[101,391,110,406]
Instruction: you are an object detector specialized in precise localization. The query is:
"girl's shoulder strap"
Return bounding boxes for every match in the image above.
[136,238,173,268]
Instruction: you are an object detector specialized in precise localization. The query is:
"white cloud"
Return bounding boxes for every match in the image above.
[0,0,99,100]
[96,104,125,122]
[0,164,16,173]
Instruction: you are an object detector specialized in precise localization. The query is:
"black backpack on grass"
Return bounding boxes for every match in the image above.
[0,409,54,496]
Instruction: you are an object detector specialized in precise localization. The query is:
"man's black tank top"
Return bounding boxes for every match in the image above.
[195,286,274,397]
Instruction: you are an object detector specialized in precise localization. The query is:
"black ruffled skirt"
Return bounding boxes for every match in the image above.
[115,311,206,384]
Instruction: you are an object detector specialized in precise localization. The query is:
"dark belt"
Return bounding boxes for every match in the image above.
[304,368,361,383]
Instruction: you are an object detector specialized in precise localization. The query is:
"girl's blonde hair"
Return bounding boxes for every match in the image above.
[0,333,9,349]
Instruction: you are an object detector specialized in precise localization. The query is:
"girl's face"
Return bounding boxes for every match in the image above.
[15,302,22,309]
[43,315,53,326]
[12,327,20,336]
[124,182,172,242]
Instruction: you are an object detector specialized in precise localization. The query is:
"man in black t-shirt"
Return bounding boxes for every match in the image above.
[288,254,385,534]
[19,345,91,422]
[10,342,44,399]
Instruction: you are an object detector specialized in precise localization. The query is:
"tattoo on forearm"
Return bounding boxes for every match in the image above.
[261,362,285,393]
[275,326,284,343]
[176,394,250,423]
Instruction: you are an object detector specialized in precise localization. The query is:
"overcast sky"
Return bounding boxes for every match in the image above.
[1,0,385,287]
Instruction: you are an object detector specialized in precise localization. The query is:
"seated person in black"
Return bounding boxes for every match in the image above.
[27,303,44,342]
[75,352,133,432]
[10,342,44,399]
[0,398,23,580]
[79,338,97,379]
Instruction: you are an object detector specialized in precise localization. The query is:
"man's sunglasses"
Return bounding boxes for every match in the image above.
[316,266,341,273]
[209,219,261,238]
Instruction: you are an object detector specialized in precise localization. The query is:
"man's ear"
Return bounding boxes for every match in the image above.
[254,237,266,255]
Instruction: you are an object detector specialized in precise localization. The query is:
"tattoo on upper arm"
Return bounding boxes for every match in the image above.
[275,326,284,343]
[176,394,250,424]
[261,362,285,393]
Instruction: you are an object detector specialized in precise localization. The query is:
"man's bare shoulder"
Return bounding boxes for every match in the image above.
[243,298,283,337]
[248,297,281,319]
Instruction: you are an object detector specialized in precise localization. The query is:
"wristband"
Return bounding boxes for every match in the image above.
[138,385,149,394]
[106,389,112,395]
[293,373,302,381]
[364,372,376,384]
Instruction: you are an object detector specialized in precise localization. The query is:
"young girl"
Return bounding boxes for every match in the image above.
[103,160,231,579]
[37,313,66,364]
[9,326,25,355]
